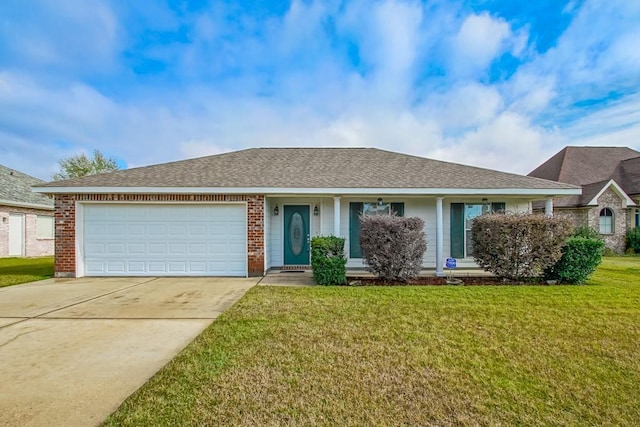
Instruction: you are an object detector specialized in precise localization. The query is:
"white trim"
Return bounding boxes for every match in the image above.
[585,179,636,208]
[76,202,84,277]
[333,196,341,237]
[33,186,581,196]
[0,199,54,210]
[435,197,444,277]
[545,198,554,216]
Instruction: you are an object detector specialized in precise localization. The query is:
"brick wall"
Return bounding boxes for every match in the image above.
[554,187,630,253]
[587,187,629,253]
[0,205,54,257]
[53,194,265,277]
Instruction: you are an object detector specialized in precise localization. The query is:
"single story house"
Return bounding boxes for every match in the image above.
[529,146,640,252]
[33,148,580,278]
[1,164,55,257]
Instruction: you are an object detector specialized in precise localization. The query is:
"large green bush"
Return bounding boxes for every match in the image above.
[625,227,640,253]
[544,237,604,284]
[311,236,347,286]
[572,226,603,241]
[471,213,572,281]
[359,215,426,282]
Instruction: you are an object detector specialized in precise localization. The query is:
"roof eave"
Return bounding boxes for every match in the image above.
[32,186,582,197]
[0,199,54,210]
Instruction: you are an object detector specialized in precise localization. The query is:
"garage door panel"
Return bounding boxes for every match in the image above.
[83,204,247,276]
[127,262,146,273]
[189,243,206,254]
[127,243,145,254]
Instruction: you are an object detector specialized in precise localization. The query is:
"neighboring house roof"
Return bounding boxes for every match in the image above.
[613,157,640,196]
[529,146,640,186]
[529,146,640,208]
[34,148,578,196]
[0,164,54,210]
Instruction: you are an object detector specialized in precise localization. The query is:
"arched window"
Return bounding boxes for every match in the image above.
[599,208,614,234]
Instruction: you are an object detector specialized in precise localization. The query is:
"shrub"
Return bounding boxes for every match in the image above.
[573,226,603,241]
[625,227,640,253]
[471,213,572,281]
[359,215,426,282]
[311,236,347,286]
[544,237,604,284]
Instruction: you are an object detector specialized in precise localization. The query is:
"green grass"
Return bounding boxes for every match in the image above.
[0,256,54,288]
[104,257,640,426]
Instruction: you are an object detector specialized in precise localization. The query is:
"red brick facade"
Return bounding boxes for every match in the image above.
[54,194,265,277]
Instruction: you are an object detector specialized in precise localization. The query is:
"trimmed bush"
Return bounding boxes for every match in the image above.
[573,226,603,241]
[311,236,347,286]
[544,237,604,284]
[359,215,426,282]
[625,227,640,253]
[471,213,572,281]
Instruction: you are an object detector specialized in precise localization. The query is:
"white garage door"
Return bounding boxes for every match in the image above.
[82,204,247,276]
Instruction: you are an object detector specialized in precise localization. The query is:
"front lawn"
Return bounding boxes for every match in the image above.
[105,257,640,426]
[0,256,54,288]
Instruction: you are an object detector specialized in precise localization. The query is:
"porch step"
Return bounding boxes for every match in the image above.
[259,270,317,286]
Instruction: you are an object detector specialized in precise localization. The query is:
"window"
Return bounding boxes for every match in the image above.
[451,202,505,258]
[636,208,639,228]
[599,208,614,234]
[36,215,54,239]
[349,202,404,258]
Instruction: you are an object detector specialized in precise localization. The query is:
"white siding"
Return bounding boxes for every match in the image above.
[266,196,537,270]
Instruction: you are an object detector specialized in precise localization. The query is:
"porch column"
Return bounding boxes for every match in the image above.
[545,197,554,216]
[333,196,341,236]
[436,197,445,277]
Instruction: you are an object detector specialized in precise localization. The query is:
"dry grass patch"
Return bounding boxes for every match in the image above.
[105,257,640,426]
[0,256,54,287]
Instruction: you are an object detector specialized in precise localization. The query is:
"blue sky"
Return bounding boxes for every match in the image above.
[1,0,639,179]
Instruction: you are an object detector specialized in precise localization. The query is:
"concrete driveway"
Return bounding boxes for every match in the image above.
[0,276,257,427]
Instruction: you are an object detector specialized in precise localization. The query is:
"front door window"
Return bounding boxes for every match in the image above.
[284,205,310,265]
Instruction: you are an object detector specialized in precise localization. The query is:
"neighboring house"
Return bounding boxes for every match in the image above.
[529,146,640,253]
[33,148,579,278]
[1,164,55,257]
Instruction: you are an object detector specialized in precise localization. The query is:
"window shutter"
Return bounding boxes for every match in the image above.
[491,202,506,213]
[450,203,464,258]
[391,203,404,217]
[349,203,363,258]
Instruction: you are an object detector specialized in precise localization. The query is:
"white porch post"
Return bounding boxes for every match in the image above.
[333,196,341,236]
[436,197,445,277]
[545,197,554,216]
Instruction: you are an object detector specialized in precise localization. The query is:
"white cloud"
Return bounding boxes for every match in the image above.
[449,13,512,77]
[419,83,504,131]
[429,112,564,174]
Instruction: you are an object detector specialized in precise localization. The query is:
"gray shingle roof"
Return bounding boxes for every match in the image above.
[36,148,577,192]
[0,164,54,209]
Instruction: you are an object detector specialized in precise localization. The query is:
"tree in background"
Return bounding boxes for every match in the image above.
[52,150,119,180]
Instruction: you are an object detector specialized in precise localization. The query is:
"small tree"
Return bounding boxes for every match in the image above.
[471,213,572,281]
[52,149,119,180]
[359,215,426,282]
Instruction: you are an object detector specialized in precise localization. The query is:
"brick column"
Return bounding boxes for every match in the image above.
[247,195,265,276]
[54,195,77,277]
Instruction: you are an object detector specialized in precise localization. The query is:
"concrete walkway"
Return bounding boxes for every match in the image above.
[0,276,257,427]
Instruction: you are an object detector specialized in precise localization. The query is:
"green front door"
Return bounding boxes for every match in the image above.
[284,205,310,265]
